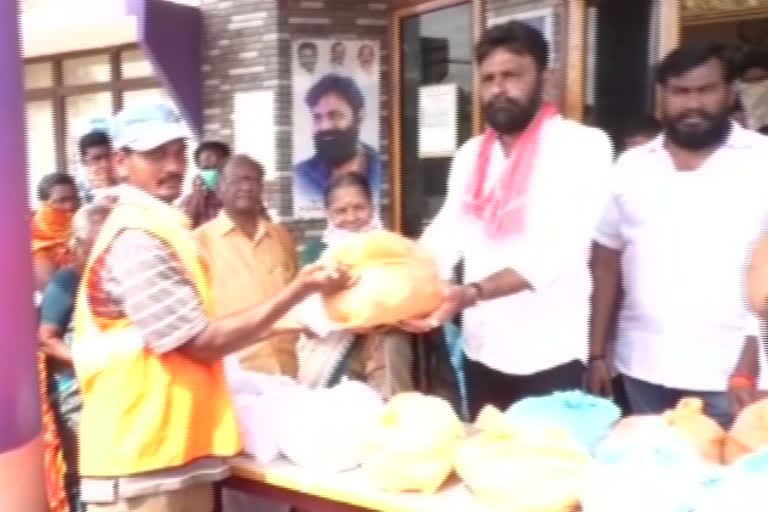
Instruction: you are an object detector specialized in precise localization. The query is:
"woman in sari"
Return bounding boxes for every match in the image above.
[32,173,80,293]
[38,202,111,512]
[297,172,413,398]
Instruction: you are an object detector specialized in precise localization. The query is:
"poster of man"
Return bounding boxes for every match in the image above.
[291,39,381,219]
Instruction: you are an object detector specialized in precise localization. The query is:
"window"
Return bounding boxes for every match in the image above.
[25,100,56,206]
[24,45,165,205]
[121,48,154,79]
[62,54,111,86]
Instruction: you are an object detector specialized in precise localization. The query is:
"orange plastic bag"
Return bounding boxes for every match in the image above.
[662,397,725,463]
[324,231,445,328]
[725,398,768,464]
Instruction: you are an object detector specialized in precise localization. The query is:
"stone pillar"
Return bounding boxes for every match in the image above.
[0,0,46,510]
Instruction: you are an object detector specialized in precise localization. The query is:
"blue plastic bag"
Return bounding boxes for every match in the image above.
[505,390,621,453]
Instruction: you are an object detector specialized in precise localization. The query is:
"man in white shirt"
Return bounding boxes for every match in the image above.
[403,21,613,418]
[587,41,768,427]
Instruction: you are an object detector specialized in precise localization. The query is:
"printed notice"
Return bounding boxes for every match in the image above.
[418,83,459,158]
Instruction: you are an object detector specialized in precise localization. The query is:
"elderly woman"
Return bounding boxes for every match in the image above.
[297,172,413,398]
[38,202,111,512]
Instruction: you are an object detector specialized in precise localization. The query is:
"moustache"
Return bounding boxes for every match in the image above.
[673,110,716,123]
[486,96,525,111]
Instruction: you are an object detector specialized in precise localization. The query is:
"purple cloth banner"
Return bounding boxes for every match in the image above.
[130,0,203,136]
[0,0,42,452]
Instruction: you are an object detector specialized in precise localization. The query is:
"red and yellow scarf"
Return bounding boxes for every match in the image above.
[463,103,557,241]
[31,204,75,266]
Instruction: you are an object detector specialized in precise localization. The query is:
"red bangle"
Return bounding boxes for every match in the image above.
[730,374,757,389]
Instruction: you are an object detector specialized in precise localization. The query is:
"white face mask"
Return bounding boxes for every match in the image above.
[738,79,768,130]
[322,217,382,248]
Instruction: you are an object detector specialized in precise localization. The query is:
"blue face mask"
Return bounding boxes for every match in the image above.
[199,168,220,190]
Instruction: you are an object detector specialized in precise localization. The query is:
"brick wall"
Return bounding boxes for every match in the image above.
[199,0,284,216]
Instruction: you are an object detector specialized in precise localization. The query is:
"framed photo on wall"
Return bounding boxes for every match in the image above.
[290,39,382,219]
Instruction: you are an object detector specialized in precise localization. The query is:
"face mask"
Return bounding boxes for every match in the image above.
[199,168,220,190]
[314,128,359,167]
[739,79,768,130]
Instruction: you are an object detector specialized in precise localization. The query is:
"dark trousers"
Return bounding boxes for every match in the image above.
[465,357,585,420]
[622,374,733,428]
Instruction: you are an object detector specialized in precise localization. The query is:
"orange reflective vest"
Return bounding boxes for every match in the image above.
[73,198,241,478]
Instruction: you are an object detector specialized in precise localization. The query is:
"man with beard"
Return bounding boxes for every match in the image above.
[402,21,613,417]
[293,73,381,216]
[586,41,768,427]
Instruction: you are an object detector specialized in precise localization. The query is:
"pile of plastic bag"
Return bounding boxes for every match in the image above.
[226,374,768,511]
[504,390,621,453]
[582,415,720,512]
[361,392,465,493]
[277,379,384,472]
[226,358,384,471]
[324,231,445,328]
[456,405,589,512]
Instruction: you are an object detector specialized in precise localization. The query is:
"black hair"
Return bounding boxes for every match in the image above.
[305,73,365,114]
[78,131,111,159]
[38,172,77,202]
[194,141,232,167]
[475,21,549,71]
[324,172,372,207]
[759,125,768,136]
[741,49,768,76]
[298,41,318,54]
[623,115,661,140]
[655,41,737,85]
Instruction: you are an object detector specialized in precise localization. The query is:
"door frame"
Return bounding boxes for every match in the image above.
[389,0,486,233]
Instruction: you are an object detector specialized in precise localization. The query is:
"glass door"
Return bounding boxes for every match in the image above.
[392,0,475,237]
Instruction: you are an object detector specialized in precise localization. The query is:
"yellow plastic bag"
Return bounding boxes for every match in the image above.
[362,392,465,494]
[455,405,589,512]
[324,231,445,328]
[662,397,725,464]
[725,398,768,464]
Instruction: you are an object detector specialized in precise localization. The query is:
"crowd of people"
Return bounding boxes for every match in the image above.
[27,18,768,512]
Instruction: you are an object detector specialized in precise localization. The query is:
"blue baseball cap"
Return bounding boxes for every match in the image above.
[111,103,188,152]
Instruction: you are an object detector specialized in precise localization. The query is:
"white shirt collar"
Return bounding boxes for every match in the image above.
[645,122,755,155]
